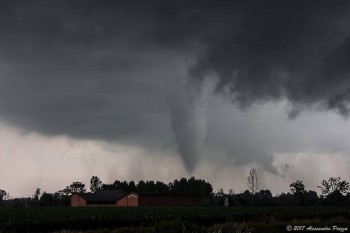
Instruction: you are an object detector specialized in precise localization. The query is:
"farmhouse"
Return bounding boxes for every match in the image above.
[71,190,200,207]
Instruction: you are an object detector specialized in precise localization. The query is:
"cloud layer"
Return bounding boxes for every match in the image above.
[189,1,350,117]
[1,1,350,177]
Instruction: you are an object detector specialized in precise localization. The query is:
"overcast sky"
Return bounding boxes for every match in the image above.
[1,1,350,197]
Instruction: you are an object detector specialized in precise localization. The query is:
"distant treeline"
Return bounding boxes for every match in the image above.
[1,175,350,207]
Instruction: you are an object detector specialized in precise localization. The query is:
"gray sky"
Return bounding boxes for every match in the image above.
[1,0,350,197]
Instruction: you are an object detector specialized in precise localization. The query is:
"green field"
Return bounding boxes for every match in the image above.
[0,207,349,233]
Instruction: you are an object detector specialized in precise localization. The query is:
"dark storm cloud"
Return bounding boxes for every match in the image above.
[0,0,206,171]
[190,1,350,117]
[1,1,350,172]
[0,1,172,139]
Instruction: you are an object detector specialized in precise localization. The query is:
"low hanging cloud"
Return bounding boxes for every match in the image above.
[189,1,350,117]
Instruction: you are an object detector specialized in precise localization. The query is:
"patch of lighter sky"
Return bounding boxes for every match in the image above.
[271,152,350,195]
[0,122,188,197]
[2,98,350,197]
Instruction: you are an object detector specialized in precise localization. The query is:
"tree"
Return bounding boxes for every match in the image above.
[110,180,129,192]
[33,188,41,205]
[255,189,274,206]
[317,177,349,206]
[101,183,116,190]
[129,181,138,192]
[212,188,225,206]
[136,180,146,192]
[237,190,252,206]
[246,168,261,205]
[215,188,225,197]
[40,192,54,206]
[34,188,41,200]
[70,181,86,193]
[53,190,70,206]
[246,168,261,194]
[317,177,349,197]
[154,181,168,193]
[90,176,102,193]
[290,180,307,206]
[305,190,319,206]
[169,177,213,196]
[290,180,306,195]
[228,189,235,196]
[0,189,7,201]
[64,181,86,195]
[277,192,295,206]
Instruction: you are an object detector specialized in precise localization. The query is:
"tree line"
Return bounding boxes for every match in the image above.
[0,177,213,207]
[1,169,349,207]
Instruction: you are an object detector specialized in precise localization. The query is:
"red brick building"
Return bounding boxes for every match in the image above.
[71,190,200,207]
[137,193,200,206]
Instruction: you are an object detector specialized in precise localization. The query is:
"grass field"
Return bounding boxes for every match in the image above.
[0,206,349,233]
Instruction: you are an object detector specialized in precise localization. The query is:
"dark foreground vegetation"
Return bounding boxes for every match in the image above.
[1,172,350,232]
[0,206,350,233]
[2,175,350,208]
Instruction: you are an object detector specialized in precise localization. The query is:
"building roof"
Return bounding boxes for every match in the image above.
[138,192,201,197]
[73,190,201,202]
[75,190,125,202]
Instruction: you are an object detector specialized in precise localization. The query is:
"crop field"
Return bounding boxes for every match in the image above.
[0,207,349,233]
